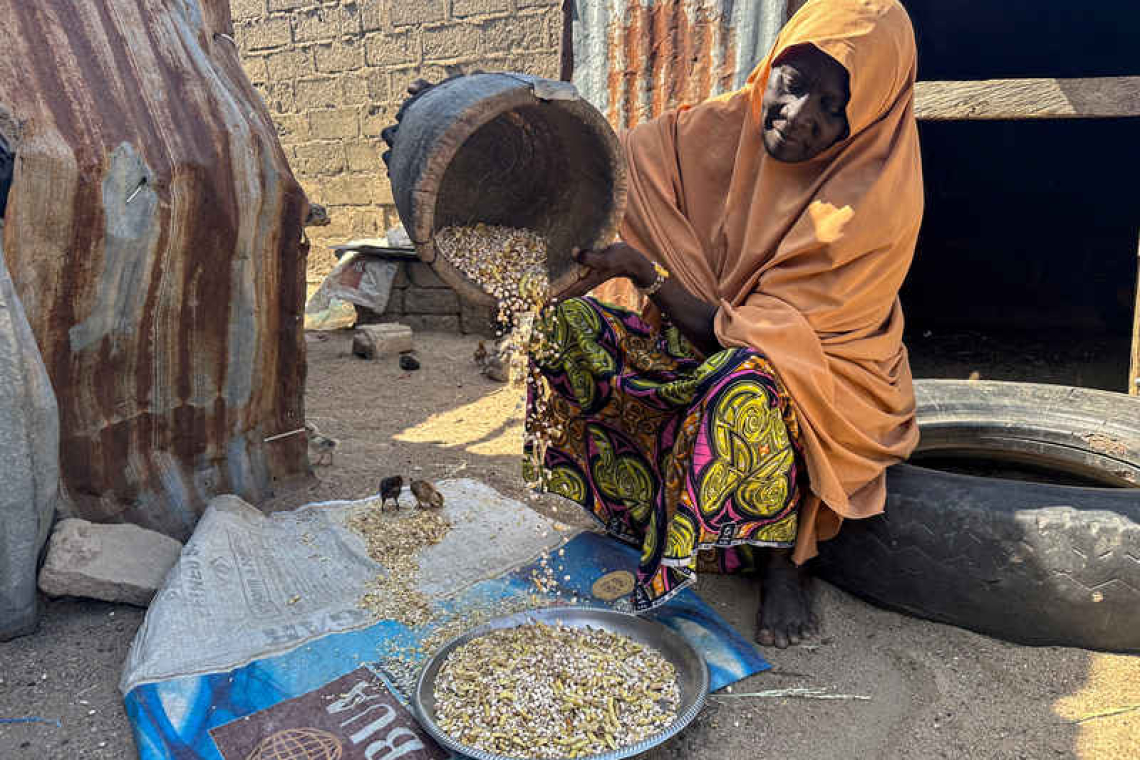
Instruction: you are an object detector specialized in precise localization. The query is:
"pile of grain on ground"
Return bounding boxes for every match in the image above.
[347,503,452,626]
[433,622,680,758]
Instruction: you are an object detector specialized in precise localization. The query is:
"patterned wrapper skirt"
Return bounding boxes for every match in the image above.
[525,297,806,610]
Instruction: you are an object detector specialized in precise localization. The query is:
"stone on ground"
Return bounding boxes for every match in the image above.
[477,338,512,383]
[353,322,414,359]
[37,519,183,607]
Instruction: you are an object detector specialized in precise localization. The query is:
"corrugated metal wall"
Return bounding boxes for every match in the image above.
[0,0,309,539]
[569,0,787,129]
[566,0,787,309]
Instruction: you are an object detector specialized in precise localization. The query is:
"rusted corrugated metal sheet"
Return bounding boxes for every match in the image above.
[565,0,786,310]
[569,0,788,129]
[0,0,309,539]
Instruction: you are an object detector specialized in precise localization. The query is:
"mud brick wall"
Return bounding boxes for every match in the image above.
[231,0,564,322]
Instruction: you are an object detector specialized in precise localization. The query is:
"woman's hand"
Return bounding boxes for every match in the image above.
[553,242,655,301]
[557,242,722,356]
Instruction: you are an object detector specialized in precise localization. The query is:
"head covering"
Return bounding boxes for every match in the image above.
[616,0,924,561]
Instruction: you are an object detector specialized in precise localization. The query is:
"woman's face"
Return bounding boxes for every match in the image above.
[761,44,851,163]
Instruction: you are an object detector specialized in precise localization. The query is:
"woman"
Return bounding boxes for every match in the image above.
[526,0,923,648]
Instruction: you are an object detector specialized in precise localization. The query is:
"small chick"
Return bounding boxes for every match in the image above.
[303,202,331,227]
[410,479,444,510]
[379,475,403,512]
[473,340,488,367]
[300,203,330,246]
[305,422,338,466]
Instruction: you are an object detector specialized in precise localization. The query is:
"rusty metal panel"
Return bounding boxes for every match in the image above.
[0,0,309,539]
[570,0,787,129]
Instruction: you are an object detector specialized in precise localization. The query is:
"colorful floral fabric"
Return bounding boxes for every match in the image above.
[526,297,805,609]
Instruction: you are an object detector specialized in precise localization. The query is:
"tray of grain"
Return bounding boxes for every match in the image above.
[385,73,628,307]
[413,606,708,760]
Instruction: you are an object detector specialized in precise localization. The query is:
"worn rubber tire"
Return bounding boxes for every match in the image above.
[815,380,1140,652]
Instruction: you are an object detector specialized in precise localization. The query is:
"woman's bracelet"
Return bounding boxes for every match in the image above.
[639,262,670,297]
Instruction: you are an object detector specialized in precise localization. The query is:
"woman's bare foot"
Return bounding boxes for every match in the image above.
[755,548,819,648]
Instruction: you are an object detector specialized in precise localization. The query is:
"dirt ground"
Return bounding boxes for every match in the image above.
[1,329,1137,760]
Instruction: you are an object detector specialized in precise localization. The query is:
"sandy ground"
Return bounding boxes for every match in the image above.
[1,330,1137,760]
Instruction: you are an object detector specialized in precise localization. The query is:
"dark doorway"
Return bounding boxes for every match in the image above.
[898,1,1139,391]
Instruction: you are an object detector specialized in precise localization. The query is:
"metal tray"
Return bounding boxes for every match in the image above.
[413,606,709,760]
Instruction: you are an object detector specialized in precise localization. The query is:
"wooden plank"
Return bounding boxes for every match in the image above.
[915,77,1140,121]
[1131,231,1140,396]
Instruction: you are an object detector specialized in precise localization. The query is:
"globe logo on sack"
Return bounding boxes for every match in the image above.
[246,727,343,760]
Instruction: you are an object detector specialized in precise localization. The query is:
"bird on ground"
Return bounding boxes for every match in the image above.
[300,203,330,246]
[305,422,338,466]
[303,202,330,228]
[379,476,404,512]
[410,480,444,510]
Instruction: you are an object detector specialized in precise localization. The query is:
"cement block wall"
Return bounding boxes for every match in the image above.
[232,0,564,318]
[357,259,497,335]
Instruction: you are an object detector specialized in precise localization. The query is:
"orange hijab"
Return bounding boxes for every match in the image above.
[616,0,924,561]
